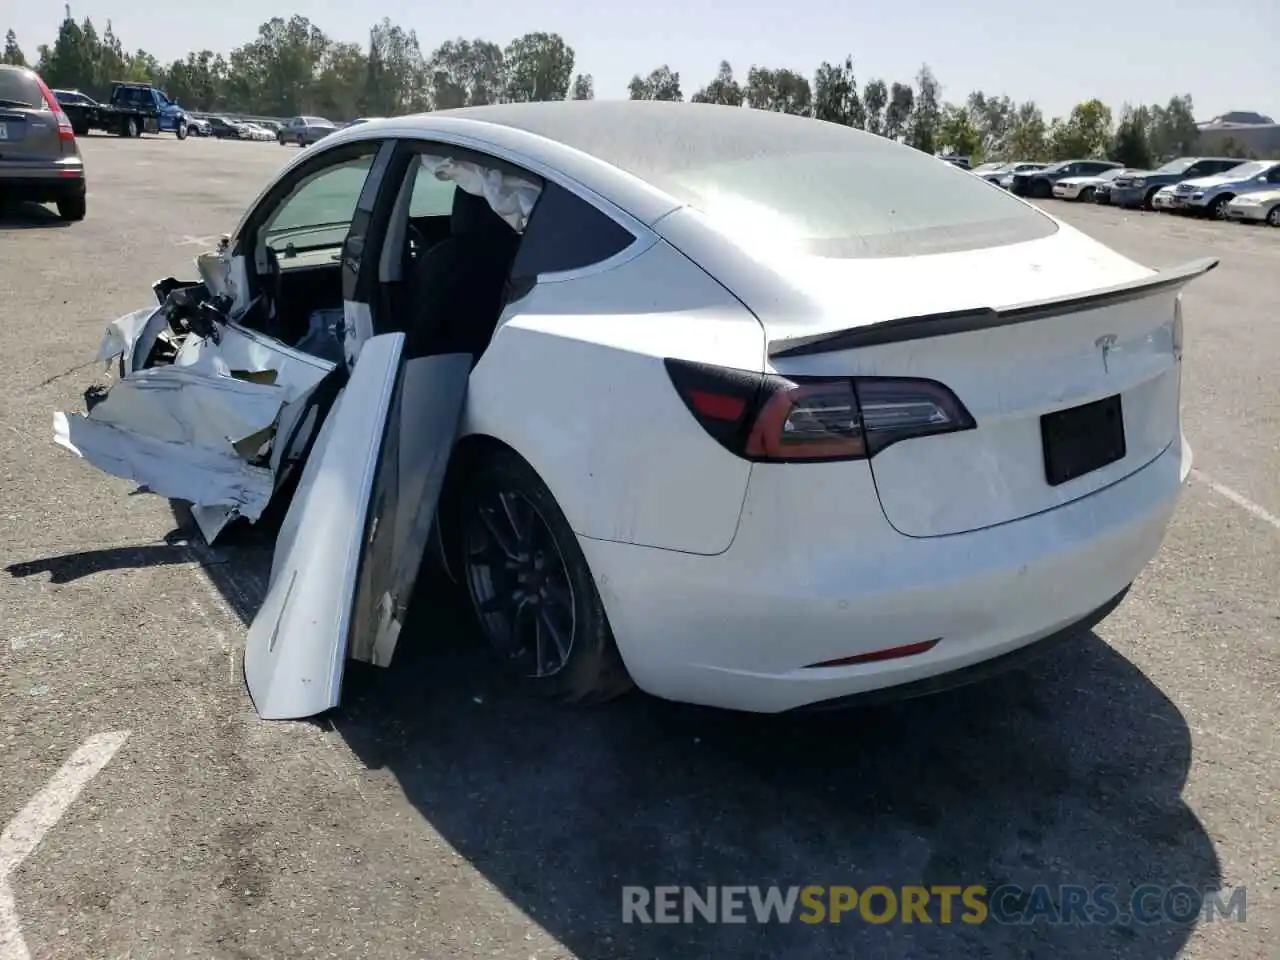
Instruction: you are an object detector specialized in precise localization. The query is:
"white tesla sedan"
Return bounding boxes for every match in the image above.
[54,102,1212,720]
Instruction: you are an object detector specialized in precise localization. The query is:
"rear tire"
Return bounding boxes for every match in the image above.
[457,448,633,705]
[122,116,139,138]
[57,195,87,222]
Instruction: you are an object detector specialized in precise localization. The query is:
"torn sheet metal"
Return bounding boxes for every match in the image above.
[54,366,286,522]
[57,294,340,543]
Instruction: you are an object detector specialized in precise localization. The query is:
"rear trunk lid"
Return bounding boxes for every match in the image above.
[758,227,1213,538]
[0,70,61,161]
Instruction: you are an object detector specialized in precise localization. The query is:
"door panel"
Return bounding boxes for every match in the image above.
[348,352,470,667]
[244,332,406,720]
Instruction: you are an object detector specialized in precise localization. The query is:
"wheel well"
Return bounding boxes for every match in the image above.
[436,434,537,581]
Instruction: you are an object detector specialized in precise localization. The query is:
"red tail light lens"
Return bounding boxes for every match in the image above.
[664,358,975,462]
[32,73,76,141]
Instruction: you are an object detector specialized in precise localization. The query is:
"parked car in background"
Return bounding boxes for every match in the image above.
[278,116,336,146]
[1010,160,1123,198]
[52,88,100,135]
[1170,160,1280,218]
[1225,188,1280,226]
[0,65,87,221]
[941,155,971,170]
[185,116,212,137]
[238,122,275,141]
[992,162,1047,187]
[1109,157,1245,210]
[1151,186,1179,211]
[1052,166,1124,202]
[206,116,246,139]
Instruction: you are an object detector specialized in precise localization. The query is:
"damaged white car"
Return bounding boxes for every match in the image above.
[55,103,1213,721]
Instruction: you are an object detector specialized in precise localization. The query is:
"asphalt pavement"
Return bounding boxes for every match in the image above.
[0,134,1276,960]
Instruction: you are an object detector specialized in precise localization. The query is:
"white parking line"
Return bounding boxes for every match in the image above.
[174,234,219,247]
[0,732,130,960]
[1192,469,1280,532]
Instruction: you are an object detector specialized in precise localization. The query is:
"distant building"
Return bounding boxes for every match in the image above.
[1195,111,1280,158]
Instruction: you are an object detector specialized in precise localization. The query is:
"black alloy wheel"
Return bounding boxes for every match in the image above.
[454,449,633,704]
[463,487,577,679]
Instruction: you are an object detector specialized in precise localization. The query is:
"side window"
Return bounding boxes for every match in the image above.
[1267,167,1280,183]
[510,182,637,279]
[407,165,457,218]
[260,149,379,256]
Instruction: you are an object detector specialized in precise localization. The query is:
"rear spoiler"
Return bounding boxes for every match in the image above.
[768,257,1218,359]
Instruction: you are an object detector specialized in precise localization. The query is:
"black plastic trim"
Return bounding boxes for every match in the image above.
[768,258,1218,358]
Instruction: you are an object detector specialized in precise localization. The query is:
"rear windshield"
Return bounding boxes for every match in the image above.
[658,130,1056,258]
[0,69,43,108]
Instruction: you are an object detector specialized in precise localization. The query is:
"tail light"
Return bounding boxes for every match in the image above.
[665,358,975,462]
[32,73,76,142]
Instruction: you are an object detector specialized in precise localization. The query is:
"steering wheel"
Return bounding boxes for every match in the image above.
[405,224,427,266]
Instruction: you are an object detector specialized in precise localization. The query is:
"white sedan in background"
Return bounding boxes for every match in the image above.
[1052,167,1124,202]
[54,102,1213,720]
[1225,188,1280,226]
[1151,186,1179,211]
[238,122,275,141]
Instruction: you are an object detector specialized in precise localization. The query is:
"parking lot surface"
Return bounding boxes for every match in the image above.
[1,135,1276,960]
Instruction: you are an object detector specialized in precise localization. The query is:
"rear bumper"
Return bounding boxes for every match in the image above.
[1111,185,1151,207]
[0,166,85,202]
[581,433,1190,713]
[792,585,1130,711]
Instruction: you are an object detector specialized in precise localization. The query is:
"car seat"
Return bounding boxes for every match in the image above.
[402,187,522,361]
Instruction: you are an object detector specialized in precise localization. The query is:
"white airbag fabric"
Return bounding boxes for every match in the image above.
[418,155,540,232]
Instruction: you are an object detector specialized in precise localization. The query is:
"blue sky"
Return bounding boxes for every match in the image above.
[8,0,1277,121]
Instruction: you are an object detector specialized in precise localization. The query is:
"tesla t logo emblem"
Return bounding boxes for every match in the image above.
[1095,334,1118,373]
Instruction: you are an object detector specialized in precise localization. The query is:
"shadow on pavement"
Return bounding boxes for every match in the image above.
[187,512,1219,959]
[5,542,194,583]
[334,582,1218,960]
[0,201,69,229]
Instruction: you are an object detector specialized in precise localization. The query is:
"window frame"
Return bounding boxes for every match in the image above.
[370,133,654,295]
[234,136,396,307]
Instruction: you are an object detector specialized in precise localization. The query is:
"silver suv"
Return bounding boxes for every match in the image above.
[0,65,86,221]
[278,116,336,147]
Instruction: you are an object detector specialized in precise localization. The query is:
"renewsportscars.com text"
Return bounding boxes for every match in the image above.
[621,884,1246,926]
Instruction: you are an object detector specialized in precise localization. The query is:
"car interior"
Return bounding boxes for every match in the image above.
[237,151,540,368]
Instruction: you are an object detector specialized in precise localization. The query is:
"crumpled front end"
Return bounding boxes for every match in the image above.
[53,270,341,543]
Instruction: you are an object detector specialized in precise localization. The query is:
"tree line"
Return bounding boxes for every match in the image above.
[3,9,1223,168]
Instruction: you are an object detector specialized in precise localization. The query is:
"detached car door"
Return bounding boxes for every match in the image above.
[243,333,470,719]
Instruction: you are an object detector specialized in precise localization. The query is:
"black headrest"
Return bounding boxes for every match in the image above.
[451,186,510,239]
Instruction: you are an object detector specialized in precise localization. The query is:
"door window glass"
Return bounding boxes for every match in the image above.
[262,153,377,255]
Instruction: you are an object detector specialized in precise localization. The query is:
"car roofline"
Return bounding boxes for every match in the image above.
[292,114,689,228]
